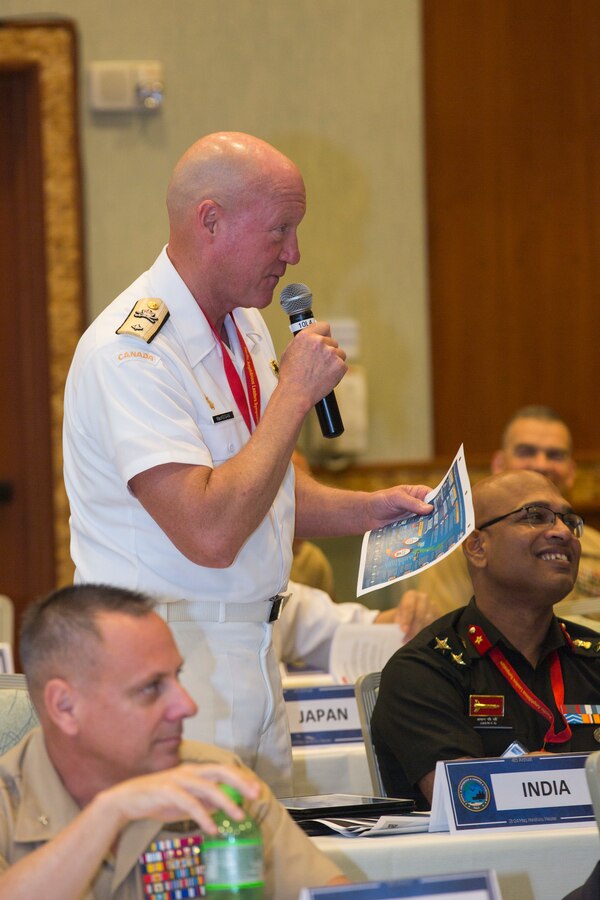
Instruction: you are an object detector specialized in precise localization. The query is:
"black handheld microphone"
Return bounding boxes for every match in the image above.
[279,283,344,439]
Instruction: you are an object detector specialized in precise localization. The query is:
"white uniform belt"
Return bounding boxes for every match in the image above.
[155,594,289,624]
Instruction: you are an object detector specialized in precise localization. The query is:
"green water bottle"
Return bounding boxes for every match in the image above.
[202,784,264,898]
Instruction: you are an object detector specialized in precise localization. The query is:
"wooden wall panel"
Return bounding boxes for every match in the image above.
[422,0,600,455]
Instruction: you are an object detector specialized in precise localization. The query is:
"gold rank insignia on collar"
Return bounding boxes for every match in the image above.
[270,359,280,377]
[434,636,451,652]
[116,298,169,343]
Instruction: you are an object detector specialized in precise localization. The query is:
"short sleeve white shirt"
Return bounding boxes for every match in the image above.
[63,248,295,603]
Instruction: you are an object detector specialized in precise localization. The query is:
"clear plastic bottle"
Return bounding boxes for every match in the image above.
[202,784,265,898]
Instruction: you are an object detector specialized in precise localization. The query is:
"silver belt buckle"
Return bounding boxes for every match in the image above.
[268,593,288,623]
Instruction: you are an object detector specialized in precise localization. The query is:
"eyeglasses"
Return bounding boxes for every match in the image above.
[477,504,584,538]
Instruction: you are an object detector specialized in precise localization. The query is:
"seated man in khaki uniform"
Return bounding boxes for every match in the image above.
[0,584,347,899]
[410,406,600,615]
[373,470,600,808]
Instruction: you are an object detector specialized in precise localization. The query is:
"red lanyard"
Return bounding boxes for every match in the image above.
[204,312,261,433]
[467,624,572,746]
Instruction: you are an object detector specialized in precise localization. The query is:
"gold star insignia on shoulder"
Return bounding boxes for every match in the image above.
[451,652,466,666]
[573,639,593,650]
[116,298,169,343]
[434,636,451,652]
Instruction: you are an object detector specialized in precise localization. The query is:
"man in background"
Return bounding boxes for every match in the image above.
[410,406,600,615]
[0,584,347,898]
[275,579,439,671]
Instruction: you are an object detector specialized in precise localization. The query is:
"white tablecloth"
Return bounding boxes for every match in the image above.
[282,670,335,689]
[292,742,373,796]
[314,823,600,900]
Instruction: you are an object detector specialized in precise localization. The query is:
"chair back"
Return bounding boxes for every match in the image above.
[586,750,600,830]
[0,595,14,647]
[354,671,386,796]
[0,674,39,756]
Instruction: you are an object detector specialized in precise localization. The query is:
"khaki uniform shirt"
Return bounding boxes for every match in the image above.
[0,730,342,899]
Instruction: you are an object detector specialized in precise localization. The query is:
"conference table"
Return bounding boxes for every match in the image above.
[314,823,600,900]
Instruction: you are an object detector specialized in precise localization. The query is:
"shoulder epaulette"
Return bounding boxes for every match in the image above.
[559,621,600,655]
[570,637,600,654]
[116,298,169,343]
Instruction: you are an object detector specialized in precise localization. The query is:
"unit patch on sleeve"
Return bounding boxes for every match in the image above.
[116,298,170,343]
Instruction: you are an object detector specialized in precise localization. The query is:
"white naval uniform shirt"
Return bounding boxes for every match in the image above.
[64,246,294,603]
[274,581,379,671]
[63,247,296,793]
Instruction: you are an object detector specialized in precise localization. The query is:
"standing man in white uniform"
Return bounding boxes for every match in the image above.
[63,131,432,795]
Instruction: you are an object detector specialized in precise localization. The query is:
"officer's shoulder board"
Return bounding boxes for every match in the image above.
[570,637,600,656]
[116,298,169,343]
[559,620,600,656]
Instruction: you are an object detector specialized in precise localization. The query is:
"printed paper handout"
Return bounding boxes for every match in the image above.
[357,445,474,597]
[328,623,406,684]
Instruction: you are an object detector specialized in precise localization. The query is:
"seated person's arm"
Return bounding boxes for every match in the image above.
[417,770,437,806]
[417,757,474,806]
[0,763,259,900]
[374,590,441,640]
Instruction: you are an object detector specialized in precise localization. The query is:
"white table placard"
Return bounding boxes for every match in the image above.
[284,684,362,746]
[299,869,501,899]
[430,752,593,833]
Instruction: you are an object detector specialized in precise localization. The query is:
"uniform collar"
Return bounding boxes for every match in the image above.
[457,597,568,662]
[12,729,82,844]
[148,247,264,367]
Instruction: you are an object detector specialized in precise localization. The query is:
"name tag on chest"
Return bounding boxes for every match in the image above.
[283,685,362,746]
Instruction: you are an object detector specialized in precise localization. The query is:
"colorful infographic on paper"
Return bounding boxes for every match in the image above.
[357,445,474,597]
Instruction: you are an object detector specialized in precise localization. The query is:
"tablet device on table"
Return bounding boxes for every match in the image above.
[281,793,414,821]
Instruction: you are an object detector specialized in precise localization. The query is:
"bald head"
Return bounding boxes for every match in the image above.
[473,470,565,529]
[464,470,581,611]
[167,132,302,232]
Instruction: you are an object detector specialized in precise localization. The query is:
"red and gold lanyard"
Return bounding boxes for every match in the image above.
[204,312,261,433]
[467,624,571,745]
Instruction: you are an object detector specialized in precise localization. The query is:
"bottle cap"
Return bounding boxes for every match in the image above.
[219,783,242,805]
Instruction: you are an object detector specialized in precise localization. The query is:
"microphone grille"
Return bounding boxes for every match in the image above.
[279,282,313,314]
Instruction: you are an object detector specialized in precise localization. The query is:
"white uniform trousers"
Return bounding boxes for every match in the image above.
[161,614,293,797]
